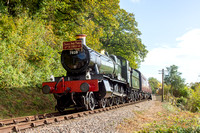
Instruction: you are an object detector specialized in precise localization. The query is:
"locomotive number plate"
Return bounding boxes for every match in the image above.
[63,40,82,51]
[69,50,78,55]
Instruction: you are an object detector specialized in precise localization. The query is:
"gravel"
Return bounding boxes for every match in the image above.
[22,100,153,133]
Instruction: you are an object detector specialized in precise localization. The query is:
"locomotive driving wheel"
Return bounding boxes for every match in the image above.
[114,97,120,105]
[121,96,126,104]
[99,98,107,108]
[107,97,114,107]
[88,92,95,110]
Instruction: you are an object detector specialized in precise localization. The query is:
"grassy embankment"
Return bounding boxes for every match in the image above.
[118,102,200,133]
[0,87,55,119]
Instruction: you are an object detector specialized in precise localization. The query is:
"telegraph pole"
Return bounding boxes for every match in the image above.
[162,69,164,102]
[159,69,165,102]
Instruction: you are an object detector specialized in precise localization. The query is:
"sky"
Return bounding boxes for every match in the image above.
[120,0,200,83]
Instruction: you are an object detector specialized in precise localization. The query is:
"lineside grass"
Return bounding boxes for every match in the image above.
[0,87,55,119]
[117,102,200,133]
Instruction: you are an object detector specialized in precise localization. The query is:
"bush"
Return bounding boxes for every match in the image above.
[0,14,64,88]
[177,96,187,106]
[179,86,191,98]
[173,86,191,98]
[176,96,187,110]
[186,88,200,112]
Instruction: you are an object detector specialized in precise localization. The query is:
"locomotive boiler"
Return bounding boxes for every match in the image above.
[61,34,122,80]
[42,34,152,112]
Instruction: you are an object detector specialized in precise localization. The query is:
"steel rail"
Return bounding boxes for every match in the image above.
[0,99,148,133]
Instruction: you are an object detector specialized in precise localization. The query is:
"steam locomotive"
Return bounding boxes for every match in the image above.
[42,34,152,112]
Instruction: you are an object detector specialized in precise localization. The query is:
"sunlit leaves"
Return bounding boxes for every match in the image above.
[148,77,161,94]
[101,9,147,68]
[0,14,64,88]
[187,84,200,112]
[164,65,185,97]
[0,0,148,88]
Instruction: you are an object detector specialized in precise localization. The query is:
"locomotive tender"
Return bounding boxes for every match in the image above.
[42,34,152,112]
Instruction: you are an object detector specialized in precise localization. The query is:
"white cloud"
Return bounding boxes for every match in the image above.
[130,0,141,3]
[140,29,200,83]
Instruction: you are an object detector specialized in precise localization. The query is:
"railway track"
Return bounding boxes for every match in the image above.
[0,99,148,133]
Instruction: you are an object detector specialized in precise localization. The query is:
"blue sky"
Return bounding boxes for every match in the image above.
[120,0,200,83]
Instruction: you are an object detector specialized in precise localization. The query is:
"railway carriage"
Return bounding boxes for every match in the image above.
[42,34,152,112]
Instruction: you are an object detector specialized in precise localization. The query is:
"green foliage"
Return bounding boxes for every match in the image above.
[0,0,147,89]
[166,83,200,113]
[0,14,64,88]
[164,65,185,97]
[101,9,147,68]
[186,87,200,112]
[164,84,171,95]
[40,0,120,51]
[190,82,200,91]
[148,77,160,94]
[177,96,188,106]
[178,86,191,98]
[1,0,43,16]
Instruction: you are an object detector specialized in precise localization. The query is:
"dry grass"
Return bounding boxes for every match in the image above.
[117,101,200,132]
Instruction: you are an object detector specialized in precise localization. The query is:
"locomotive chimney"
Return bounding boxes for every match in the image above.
[76,34,87,46]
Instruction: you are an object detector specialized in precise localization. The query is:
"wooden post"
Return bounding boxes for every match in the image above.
[162,69,164,102]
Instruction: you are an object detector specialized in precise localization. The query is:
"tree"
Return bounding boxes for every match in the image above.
[164,65,185,97]
[39,1,147,67]
[38,0,120,51]
[2,0,120,51]
[148,77,160,94]
[190,82,200,91]
[0,0,148,88]
[100,9,148,68]
[2,0,147,68]
[1,0,43,16]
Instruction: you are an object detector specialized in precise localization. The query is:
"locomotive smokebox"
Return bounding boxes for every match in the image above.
[61,34,90,74]
[76,34,87,46]
[61,34,115,75]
